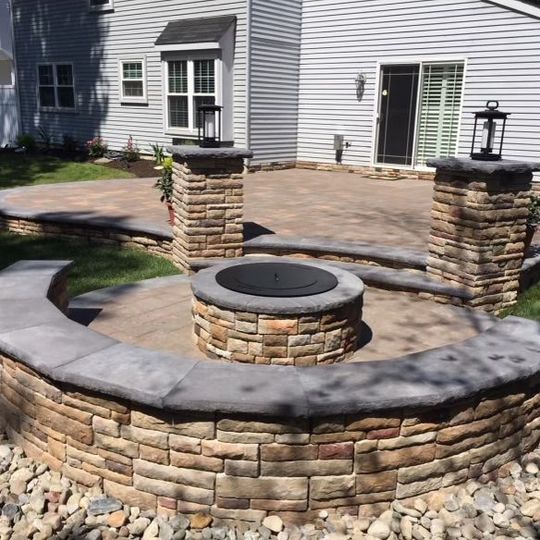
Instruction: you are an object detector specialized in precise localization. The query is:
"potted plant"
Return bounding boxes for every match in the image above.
[526,195,540,254]
[154,157,175,224]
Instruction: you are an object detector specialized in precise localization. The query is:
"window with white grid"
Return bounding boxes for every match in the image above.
[119,59,147,103]
[166,58,216,131]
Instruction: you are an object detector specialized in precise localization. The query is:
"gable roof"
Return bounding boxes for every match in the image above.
[487,0,540,17]
[155,15,236,47]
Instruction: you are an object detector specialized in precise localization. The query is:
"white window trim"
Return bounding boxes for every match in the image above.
[162,52,223,138]
[89,0,114,12]
[119,57,148,105]
[370,56,468,171]
[37,62,77,113]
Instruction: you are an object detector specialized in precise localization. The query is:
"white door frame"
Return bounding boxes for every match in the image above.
[370,56,468,171]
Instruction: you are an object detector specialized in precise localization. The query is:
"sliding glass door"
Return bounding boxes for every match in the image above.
[375,62,464,168]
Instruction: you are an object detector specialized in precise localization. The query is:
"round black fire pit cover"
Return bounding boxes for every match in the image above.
[216,262,339,297]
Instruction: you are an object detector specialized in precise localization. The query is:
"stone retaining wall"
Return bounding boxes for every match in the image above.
[0,216,172,260]
[192,298,362,366]
[2,354,539,523]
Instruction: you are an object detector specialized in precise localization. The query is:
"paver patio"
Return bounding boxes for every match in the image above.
[1,169,435,250]
[79,276,495,363]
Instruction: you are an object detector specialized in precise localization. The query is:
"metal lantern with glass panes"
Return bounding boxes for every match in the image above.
[470,101,510,161]
[198,105,223,148]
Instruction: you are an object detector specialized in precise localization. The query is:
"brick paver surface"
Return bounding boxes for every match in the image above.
[3,170,435,249]
[86,280,494,363]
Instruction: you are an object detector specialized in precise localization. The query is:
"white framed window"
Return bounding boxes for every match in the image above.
[0,60,14,87]
[119,58,147,104]
[37,63,76,111]
[89,0,114,11]
[165,57,219,133]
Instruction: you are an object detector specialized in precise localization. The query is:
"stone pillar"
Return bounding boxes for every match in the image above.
[169,146,253,273]
[427,157,539,314]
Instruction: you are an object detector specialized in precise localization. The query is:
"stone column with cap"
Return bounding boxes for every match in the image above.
[427,157,540,314]
[168,146,253,274]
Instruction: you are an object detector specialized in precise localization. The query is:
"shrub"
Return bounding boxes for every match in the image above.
[62,135,79,154]
[37,126,52,150]
[16,133,37,151]
[86,137,108,158]
[151,143,165,165]
[123,135,140,162]
[529,195,540,227]
[154,156,174,203]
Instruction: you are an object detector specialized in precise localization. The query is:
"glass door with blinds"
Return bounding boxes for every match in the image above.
[375,61,465,168]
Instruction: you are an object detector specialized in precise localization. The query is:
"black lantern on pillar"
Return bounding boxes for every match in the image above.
[470,101,510,161]
[198,104,223,148]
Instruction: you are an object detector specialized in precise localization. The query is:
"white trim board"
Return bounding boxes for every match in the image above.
[485,0,540,18]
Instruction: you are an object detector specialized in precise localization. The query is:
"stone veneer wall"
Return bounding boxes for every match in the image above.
[0,216,172,260]
[1,354,540,523]
[192,298,362,366]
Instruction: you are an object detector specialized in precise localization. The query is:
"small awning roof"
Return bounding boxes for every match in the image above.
[155,15,236,48]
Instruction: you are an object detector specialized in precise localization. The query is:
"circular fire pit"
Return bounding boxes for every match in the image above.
[192,259,365,366]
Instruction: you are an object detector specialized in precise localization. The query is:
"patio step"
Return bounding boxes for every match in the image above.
[190,257,473,302]
[243,234,427,271]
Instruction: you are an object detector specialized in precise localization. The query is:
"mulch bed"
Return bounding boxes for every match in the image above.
[104,158,158,178]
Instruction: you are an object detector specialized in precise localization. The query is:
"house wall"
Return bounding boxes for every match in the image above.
[297,0,540,169]
[0,0,18,147]
[12,0,248,152]
[248,0,302,165]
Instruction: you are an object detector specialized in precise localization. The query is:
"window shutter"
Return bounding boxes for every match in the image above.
[416,64,464,166]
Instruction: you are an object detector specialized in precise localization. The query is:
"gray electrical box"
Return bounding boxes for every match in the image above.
[334,135,345,151]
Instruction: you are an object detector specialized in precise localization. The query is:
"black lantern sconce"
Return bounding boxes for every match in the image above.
[198,104,223,148]
[470,101,510,161]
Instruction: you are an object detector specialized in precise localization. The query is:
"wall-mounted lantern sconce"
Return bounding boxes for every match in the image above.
[198,104,223,148]
[471,101,510,161]
[355,73,367,102]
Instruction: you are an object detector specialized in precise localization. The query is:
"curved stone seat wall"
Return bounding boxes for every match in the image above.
[2,353,540,523]
[1,261,540,523]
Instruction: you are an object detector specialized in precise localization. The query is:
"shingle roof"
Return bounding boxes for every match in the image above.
[155,15,236,46]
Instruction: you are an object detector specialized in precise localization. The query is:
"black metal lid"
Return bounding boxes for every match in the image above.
[216,262,339,298]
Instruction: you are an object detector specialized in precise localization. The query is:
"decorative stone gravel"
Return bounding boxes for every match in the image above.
[2,427,540,540]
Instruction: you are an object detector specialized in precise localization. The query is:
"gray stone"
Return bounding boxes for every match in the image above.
[366,520,391,539]
[427,157,540,176]
[167,146,253,161]
[1,503,19,520]
[87,498,123,516]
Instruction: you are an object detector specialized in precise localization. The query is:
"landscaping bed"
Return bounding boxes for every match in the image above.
[0,232,179,297]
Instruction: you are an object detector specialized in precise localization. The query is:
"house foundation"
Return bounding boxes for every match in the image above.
[426,157,540,313]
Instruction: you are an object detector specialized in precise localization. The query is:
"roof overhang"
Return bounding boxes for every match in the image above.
[155,15,236,52]
[486,0,540,18]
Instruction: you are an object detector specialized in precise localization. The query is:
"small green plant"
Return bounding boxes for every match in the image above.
[123,135,140,162]
[62,135,79,154]
[86,136,108,158]
[528,195,540,227]
[154,156,174,203]
[37,126,52,150]
[16,133,37,151]
[151,143,165,165]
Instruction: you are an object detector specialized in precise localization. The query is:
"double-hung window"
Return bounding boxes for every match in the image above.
[166,58,217,132]
[38,63,76,110]
[119,59,147,103]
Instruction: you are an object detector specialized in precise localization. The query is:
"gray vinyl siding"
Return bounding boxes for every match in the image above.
[12,0,247,152]
[248,0,302,165]
[297,0,540,168]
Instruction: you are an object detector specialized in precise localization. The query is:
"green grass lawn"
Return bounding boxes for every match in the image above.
[0,153,134,189]
[0,232,180,297]
[503,284,540,320]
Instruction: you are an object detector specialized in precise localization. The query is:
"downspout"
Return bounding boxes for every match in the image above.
[8,0,22,139]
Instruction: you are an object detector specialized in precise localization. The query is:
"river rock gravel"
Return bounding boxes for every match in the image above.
[1,430,540,540]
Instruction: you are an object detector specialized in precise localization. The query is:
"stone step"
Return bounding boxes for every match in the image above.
[243,234,427,271]
[190,257,473,301]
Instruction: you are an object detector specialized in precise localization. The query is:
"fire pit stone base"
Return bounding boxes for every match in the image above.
[193,297,362,366]
[191,259,365,366]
